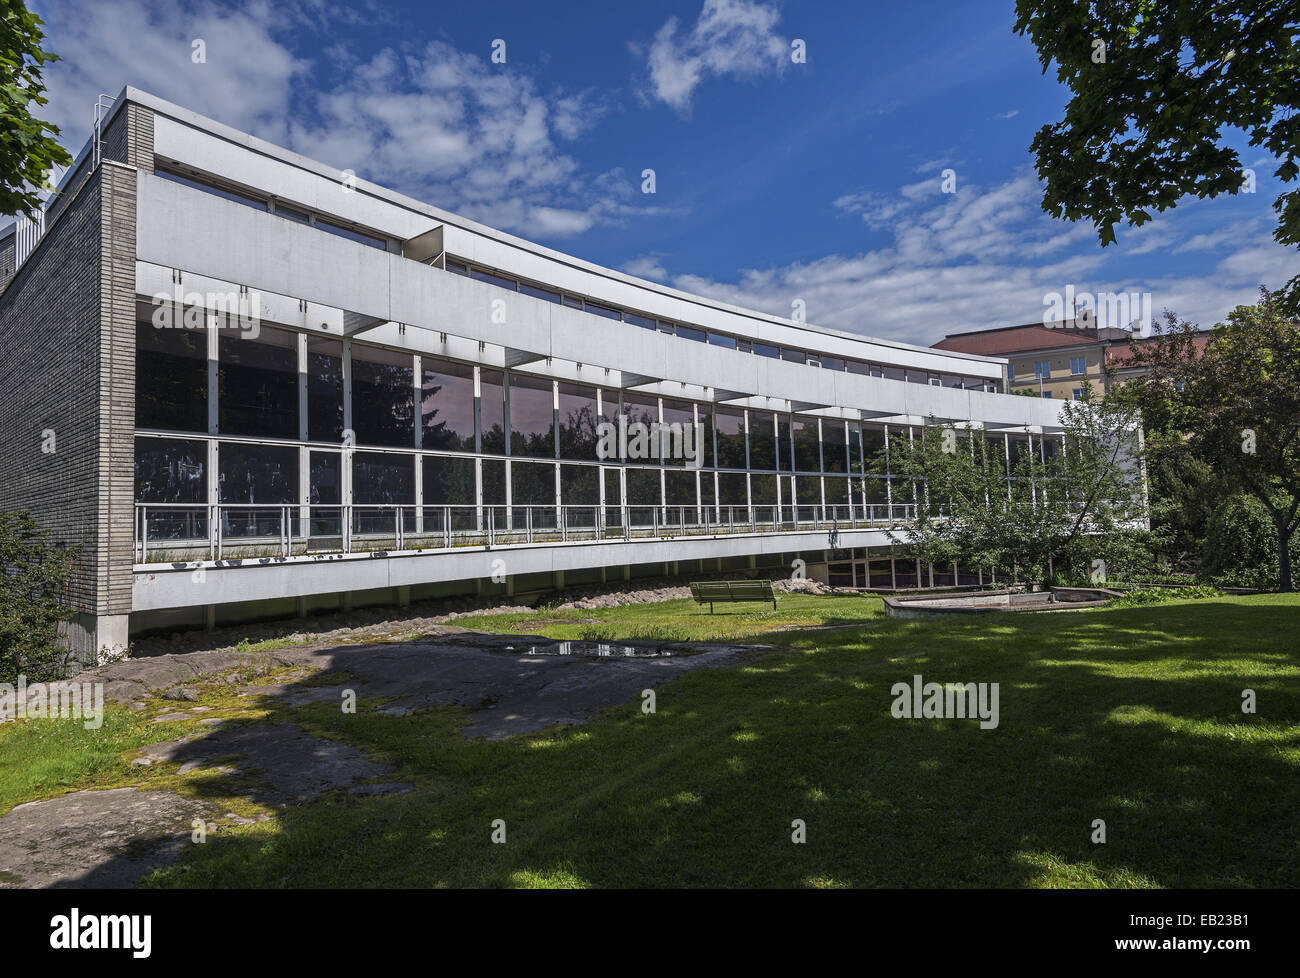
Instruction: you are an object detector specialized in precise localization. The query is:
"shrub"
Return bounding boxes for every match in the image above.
[0,512,81,683]
[1200,494,1297,589]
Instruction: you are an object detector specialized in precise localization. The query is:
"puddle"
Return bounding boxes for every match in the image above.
[507,641,677,658]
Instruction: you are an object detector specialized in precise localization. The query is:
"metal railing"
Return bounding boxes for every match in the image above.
[132,501,919,565]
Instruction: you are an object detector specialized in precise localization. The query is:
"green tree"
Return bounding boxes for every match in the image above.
[887,385,1150,586]
[0,511,80,683]
[1,0,72,219]
[1014,1,1300,306]
[1129,293,1300,591]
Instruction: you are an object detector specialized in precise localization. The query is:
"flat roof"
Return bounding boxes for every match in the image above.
[96,85,1006,369]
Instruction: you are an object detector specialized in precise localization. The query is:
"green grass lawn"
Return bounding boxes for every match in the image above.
[3,592,1297,888]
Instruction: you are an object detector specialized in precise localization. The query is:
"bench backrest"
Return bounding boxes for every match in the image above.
[690,580,775,600]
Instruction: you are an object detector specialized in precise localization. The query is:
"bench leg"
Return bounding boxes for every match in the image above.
[710,602,714,614]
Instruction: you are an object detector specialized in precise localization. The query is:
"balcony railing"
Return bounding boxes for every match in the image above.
[132,502,918,565]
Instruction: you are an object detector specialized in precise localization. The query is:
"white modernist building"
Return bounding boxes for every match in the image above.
[0,88,1068,652]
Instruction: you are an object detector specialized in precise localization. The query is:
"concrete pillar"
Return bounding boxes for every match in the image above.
[67,613,130,669]
[397,585,410,608]
[206,605,217,630]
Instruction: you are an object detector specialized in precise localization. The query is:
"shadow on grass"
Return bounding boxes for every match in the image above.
[68,598,1300,888]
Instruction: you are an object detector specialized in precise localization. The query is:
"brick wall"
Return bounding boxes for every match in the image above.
[0,169,107,613]
[0,161,138,620]
[0,229,13,292]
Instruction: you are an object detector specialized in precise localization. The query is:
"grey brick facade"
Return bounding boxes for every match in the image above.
[0,101,144,659]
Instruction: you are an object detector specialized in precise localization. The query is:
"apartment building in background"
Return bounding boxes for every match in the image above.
[933,321,1213,399]
[0,88,1069,660]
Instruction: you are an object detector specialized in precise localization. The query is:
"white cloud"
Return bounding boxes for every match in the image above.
[669,172,1294,345]
[622,255,669,280]
[33,0,648,239]
[641,0,789,113]
[36,0,305,149]
[993,109,1020,120]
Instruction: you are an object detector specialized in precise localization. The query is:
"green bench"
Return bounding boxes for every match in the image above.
[690,579,777,613]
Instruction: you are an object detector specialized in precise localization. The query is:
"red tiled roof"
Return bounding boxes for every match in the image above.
[1106,331,1212,368]
[932,323,1100,356]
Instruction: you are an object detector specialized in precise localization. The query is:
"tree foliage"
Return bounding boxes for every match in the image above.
[1,0,72,219]
[0,511,80,683]
[885,386,1150,586]
[1014,1,1300,307]
[1127,292,1300,591]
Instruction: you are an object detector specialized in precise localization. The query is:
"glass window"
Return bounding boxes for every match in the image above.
[135,437,206,503]
[218,442,297,503]
[155,168,267,211]
[1070,356,1086,376]
[781,348,806,364]
[707,332,737,349]
[136,300,207,433]
[586,302,621,321]
[1034,360,1051,378]
[736,338,752,354]
[626,467,661,506]
[482,458,506,504]
[421,358,475,452]
[219,324,298,439]
[309,452,341,504]
[445,260,470,276]
[470,267,518,290]
[777,417,794,471]
[821,419,848,473]
[508,372,555,459]
[519,282,560,303]
[272,201,310,223]
[749,411,776,469]
[352,452,413,504]
[622,394,660,463]
[317,219,388,250]
[661,398,695,467]
[719,472,747,506]
[308,337,344,442]
[1008,363,1017,381]
[557,382,599,460]
[677,325,706,342]
[480,369,507,454]
[562,294,584,310]
[422,454,476,506]
[623,312,655,329]
[560,464,599,505]
[352,345,414,448]
[750,473,778,505]
[1073,388,1085,401]
[792,417,820,472]
[715,406,746,469]
[511,459,555,506]
[754,342,780,359]
[881,365,905,382]
[665,469,696,505]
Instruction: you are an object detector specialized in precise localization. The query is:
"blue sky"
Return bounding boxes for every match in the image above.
[28,0,1297,345]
